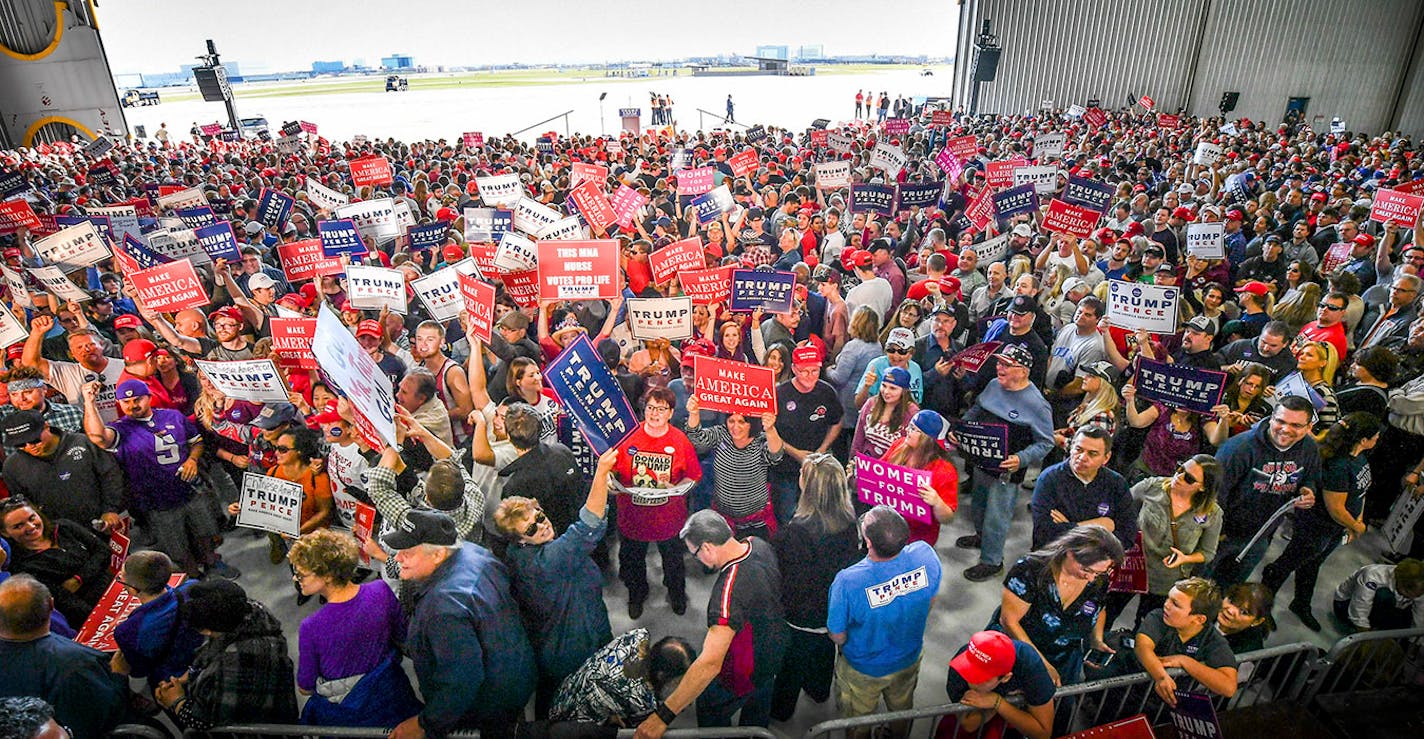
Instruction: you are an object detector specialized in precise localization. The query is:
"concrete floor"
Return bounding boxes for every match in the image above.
[216,473,1385,737]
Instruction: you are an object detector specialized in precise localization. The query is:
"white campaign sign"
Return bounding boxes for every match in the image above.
[335,198,400,243]
[974,234,1011,265]
[88,205,141,243]
[306,179,350,210]
[538,215,586,241]
[312,303,397,448]
[1106,280,1180,334]
[345,264,408,313]
[147,228,210,265]
[815,161,851,189]
[1185,222,1226,259]
[870,142,907,176]
[494,232,539,272]
[0,309,28,348]
[411,264,468,322]
[628,296,694,341]
[237,472,303,538]
[512,197,562,236]
[1193,142,1223,166]
[32,220,109,267]
[157,186,207,211]
[1033,133,1066,160]
[28,265,91,301]
[194,359,291,404]
[1013,165,1059,195]
[1383,489,1424,552]
[476,174,523,207]
[1,263,32,308]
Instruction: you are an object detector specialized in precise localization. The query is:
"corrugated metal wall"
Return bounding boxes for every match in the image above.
[1191,0,1424,134]
[0,0,127,147]
[955,0,1206,115]
[0,0,60,56]
[956,0,1424,137]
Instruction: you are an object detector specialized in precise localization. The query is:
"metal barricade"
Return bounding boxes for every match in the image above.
[806,642,1324,738]
[186,727,777,738]
[1300,626,1424,703]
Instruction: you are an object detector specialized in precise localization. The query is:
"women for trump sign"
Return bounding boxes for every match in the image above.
[854,454,934,525]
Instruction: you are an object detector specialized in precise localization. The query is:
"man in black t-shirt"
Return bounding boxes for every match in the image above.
[1135,577,1238,705]
[944,630,1056,739]
[769,344,843,524]
[634,511,787,737]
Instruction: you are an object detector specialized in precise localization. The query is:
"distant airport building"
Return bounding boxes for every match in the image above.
[381,54,414,70]
[754,45,788,60]
[794,45,823,61]
[312,60,345,74]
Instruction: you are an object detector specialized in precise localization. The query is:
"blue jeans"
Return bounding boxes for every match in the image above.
[697,676,775,728]
[770,470,801,527]
[1204,520,1280,587]
[970,468,1019,567]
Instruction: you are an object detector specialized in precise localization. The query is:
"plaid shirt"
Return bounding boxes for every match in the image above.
[174,601,296,730]
[367,449,487,545]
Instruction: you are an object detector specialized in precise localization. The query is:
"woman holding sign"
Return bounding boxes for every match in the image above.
[881,410,958,546]
[1122,383,1230,482]
[683,394,784,538]
[850,366,919,460]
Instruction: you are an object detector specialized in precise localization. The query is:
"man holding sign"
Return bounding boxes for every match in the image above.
[954,344,1055,582]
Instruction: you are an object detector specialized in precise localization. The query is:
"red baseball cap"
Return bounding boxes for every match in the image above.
[209,306,244,326]
[850,250,874,268]
[356,319,383,339]
[1171,206,1195,222]
[310,399,344,425]
[939,276,962,298]
[1225,209,1244,221]
[122,338,157,364]
[1236,280,1271,296]
[949,631,1017,685]
[791,342,824,367]
[680,338,716,367]
[442,244,465,263]
[1353,233,1376,248]
[113,314,143,330]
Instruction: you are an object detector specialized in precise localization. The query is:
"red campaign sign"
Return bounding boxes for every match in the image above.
[931,110,955,127]
[458,272,496,344]
[352,502,376,566]
[1109,531,1149,594]
[0,199,42,235]
[278,239,344,283]
[676,166,716,196]
[728,149,759,178]
[1370,188,1424,227]
[299,121,318,135]
[568,180,617,232]
[1157,113,1180,129]
[1042,198,1102,237]
[1138,95,1155,110]
[1394,178,1424,196]
[130,259,211,313]
[76,573,186,652]
[503,268,540,308]
[809,130,830,148]
[467,241,498,277]
[964,188,996,233]
[199,123,222,136]
[350,155,394,187]
[570,162,609,190]
[537,240,621,300]
[107,530,129,576]
[269,317,318,369]
[648,236,706,284]
[462,131,484,148]
[693,354,777,416]
[985,158,1029,190]
[1083,107,1108,129]
[678,265,735,305]
[1062,714,1156,739]
[946,135,978,160]
[950,341,1002,372]
[611,184,649,229]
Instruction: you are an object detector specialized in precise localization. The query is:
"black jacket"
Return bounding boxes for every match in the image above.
[498,442,585,536]
[2,432,125,525]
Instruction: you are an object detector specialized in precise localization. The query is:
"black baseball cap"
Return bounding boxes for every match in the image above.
[382,509,459,551]
[1,411,45,446]
[1007,295,1037,314]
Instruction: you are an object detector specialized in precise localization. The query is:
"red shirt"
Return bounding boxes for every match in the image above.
[883,438,958,547]
[614,424,702,541]
[1294,320,1347,359]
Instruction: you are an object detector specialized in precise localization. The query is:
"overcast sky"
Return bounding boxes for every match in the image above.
[100,0,958,75]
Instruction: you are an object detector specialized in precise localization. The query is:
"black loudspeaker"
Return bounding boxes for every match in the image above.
[1219,91,1240,113]
[973,47,1001,82]
[193,66,230,103]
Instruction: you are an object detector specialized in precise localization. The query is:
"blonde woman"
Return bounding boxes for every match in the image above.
[1056,361,1121,449]
[1292,341,1339,432]
[1269,282,1322,335]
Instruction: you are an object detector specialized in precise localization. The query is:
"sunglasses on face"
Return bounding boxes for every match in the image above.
[273,445,295,453]
[887,347,911,355]
[524,511,548,538]
[1318,302,1344,311]
[1174,464,1198,485]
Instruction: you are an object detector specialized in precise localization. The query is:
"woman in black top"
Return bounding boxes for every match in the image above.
[994,524,1125,687]
[1217,583,1276,654]
[1261,413,1380,631]
[769,454,861,722]
[1335,345,1395,418]
[0,497,110,626]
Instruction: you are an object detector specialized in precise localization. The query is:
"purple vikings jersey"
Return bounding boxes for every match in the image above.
[108,408,202,513]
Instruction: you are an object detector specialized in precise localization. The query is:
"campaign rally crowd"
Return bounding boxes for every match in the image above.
[3,93,1424,739]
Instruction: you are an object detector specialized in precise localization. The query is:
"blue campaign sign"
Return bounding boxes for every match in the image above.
[121,234,173,269]
[1062,176,1115,214]
[407,221,449,252]
[1135,358,1228,414]
[193,222,242,262]
[256,188,294,230]
[992,184,1039,221]
[176,206,217,229]
[689,188,732,224]
[1170,691,1222,739]
[729,269,797,313]
[896,181,942,209]
[544,334,639,455]
[56,214,112,243]
[951,420,1010,470]
[463,207,512,242]
[849,184,896,216]
[745,125,768,144]
[318,218,368,257]
[0,169,28,198]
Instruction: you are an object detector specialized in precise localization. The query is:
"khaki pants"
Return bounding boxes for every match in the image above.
[836,651,922,739]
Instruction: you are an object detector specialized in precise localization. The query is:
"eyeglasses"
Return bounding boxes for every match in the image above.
[273,445,295,453]
[1174,464,1198,485]
[1082,562,1114,578]
[1317,302,1344,311]
[292,570,316,583]
[887,347,911,355]
[644,404,671,413]
[523,511,547,538]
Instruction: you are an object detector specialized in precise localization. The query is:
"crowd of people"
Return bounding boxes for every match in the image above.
[2,90,1424,739]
